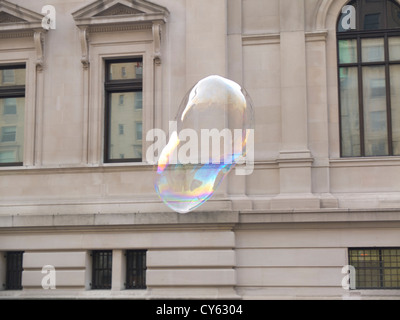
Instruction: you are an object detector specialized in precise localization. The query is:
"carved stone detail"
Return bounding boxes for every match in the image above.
[34,31,46,71]
[0,11,26,23]
[79,26,90,69]
[94,3,142,16]
[152,22,162,65]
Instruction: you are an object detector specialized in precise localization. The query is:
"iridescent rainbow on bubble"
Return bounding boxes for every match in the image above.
[155,75,254,214]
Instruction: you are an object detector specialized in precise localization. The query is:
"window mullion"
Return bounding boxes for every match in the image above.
[357,35,366,156]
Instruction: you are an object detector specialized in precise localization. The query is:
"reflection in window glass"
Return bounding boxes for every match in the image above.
[108,92,142,161]
[362,38,385,62]
[360,0,384,30]
[389,37,400,61]
[339,39,358,64]
[0,97,25,164]
[337,0,400,158]
[387,0,400,29]
[363,66,388,156]
[0,68,25,86]
[0,151,15,163]
[340,67,361,157]
[135,91,143,109]
[363,13,381,30]
[391,65,400,155]
[3,98,17,115]
[136,122,142,141]
[1,126,16,142]
[108,62,143,81]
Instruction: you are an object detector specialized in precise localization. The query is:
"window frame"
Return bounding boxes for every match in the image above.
[349,247,400,290]
[125,250,147,290]
[91,250,113,290]
[0,64,25,167]
[104,57,143,164]
[5,251,24,291]
[337,0,400,157]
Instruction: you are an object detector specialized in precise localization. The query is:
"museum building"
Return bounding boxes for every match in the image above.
[0,0,400,299]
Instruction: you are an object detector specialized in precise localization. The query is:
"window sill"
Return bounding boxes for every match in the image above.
[346,289,400,298]
[0,162,155,174]
[330,156,400,167]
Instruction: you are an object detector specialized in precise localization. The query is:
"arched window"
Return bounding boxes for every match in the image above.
[337,0,400,157]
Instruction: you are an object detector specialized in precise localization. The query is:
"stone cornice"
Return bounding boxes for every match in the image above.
[72,0,169,67]
[0,1,47,69]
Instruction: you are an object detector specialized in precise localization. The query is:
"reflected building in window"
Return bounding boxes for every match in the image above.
[0,66,25,165]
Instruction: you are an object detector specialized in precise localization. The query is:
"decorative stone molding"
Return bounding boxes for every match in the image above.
[0,1,45,33]
[72,0,169,67]
[305,30,328,42]
[78,26,90,69]
[0,11,25,23]
[94,3,143,16]
[0,0,47,69]
[34,30,46,71]
[152,22,162,65]
[242,33,280,46]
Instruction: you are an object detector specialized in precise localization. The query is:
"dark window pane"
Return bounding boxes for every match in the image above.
[387,0,400,29]
[126,250,146,289]
[360,0,385,30]
[364,13,382,30]
[91,250,112,290]
[5,251,23,290]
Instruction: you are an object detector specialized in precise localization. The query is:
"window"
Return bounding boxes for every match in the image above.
[134,91,143,110]
[0,65,25,166]
[104,58,143,163]
[349,248,400,289]
[1,69,14,84]
[337,0,400,157]
[125,250,146,289]
[91,250,112,290]
[1,126,16,142]
[119,94,124,106]
[5,251,24,290]
[119,124,124,135]
[3,98,17,115]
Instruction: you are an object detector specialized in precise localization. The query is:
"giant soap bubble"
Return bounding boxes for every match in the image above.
[155,75,254,214]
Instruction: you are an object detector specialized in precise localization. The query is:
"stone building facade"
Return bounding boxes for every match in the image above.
[0,0,399,299]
